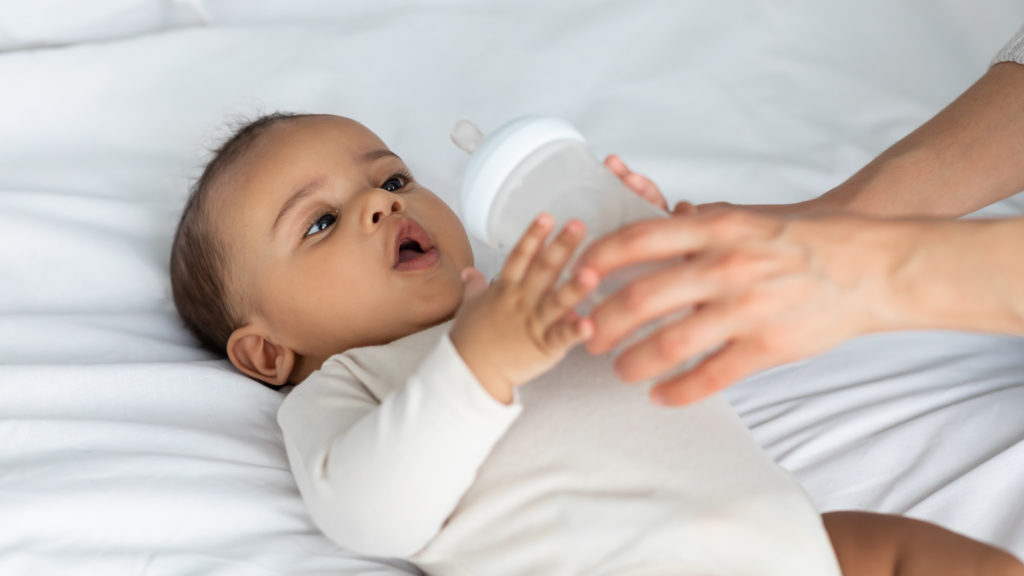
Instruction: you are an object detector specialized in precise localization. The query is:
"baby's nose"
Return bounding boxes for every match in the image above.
[371,200,403,223]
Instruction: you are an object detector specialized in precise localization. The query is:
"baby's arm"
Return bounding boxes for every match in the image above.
[278,337,522,558]
[279,215,597,559]
[824,511,1024,576]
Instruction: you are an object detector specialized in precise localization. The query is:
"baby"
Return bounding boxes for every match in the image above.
[170,113,1023,576]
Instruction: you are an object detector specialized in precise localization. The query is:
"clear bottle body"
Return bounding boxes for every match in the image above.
[486,139,673,308]
[473,127,703,372]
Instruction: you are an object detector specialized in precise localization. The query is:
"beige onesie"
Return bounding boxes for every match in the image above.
[278,320,840,575]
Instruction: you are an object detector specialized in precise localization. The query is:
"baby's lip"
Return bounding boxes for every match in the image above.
[392,217,436,268]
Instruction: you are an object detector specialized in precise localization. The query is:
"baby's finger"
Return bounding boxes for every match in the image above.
[522,220,586,299]
[537,266,599,326]
[500,213,554,283]
[544,314,594,351]
[459,267,490,304]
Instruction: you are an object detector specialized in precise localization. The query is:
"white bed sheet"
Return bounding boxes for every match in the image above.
[0,0,207,52]
[2,1,1023,574]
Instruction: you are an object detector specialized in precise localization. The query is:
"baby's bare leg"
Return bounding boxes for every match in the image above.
[823,511,1024,576]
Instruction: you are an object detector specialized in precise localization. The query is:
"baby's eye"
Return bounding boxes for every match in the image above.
[304,212,337,238]
[381,176,405,192]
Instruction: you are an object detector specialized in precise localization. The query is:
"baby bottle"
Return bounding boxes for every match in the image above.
[451,116,675,309]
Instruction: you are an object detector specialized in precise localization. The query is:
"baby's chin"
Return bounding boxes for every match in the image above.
[423,304,460,331]
[386,299,460,344]
[395,276,466,337]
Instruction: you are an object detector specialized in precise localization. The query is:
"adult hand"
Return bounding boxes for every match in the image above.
[575,209,905,405]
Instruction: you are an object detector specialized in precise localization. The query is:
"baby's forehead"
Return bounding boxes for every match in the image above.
[210,114,390,236]
[233,115,383,181]
[264,114,385,152]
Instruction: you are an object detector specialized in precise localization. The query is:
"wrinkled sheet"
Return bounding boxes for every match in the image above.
[2,1,1022,573]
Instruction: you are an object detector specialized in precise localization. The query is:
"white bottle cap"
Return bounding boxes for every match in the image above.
[455,116,585,246]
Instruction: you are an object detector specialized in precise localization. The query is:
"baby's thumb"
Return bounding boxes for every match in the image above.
[460,267,489,300]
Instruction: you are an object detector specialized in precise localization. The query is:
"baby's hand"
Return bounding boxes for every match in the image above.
[604,154,696,217]
[450,214,599,404]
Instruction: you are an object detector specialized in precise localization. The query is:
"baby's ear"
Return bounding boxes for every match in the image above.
[227,324,296,386]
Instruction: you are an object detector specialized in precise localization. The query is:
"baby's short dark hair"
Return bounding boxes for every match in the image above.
[170,112,312,355]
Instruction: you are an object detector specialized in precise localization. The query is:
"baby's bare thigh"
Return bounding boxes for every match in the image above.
[823,511,1024,576]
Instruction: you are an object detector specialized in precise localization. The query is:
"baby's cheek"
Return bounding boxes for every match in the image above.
[433,270,469,321]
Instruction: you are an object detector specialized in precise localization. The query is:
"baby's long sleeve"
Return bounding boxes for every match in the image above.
[277,331,522,558]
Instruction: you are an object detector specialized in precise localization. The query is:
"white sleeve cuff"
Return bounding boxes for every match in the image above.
[992,24,1024,66]
[421,333,523,424]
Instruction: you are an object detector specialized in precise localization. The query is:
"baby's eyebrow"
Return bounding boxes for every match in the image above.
[272,176,326,235]
[359,148,401,164]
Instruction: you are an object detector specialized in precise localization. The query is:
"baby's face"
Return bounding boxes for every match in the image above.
[219,115,473,375]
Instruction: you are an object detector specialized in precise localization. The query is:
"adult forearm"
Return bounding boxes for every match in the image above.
[873,217,1024,335]
[818,62,1024,218]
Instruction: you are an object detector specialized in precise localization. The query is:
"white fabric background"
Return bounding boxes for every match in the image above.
[0,0,208,51]
[1,1,1023,574]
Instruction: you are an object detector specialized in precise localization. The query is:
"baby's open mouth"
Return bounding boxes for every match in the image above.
[398,239,426,263]
[392,218,439,271]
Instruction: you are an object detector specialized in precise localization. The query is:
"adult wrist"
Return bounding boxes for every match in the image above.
[873,218,1024,335]
[862,219,935,332]
[787,216,918,336]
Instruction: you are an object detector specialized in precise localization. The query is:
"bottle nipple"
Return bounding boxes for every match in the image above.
[451,120,485,154]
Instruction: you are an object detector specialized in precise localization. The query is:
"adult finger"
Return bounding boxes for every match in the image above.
[611,301,741,383]
[500,213,554,283]
[696,201,737,214]
[576,210,778,278]
[604,154,630,178]
[585,258,722,354]
[604,155,668,210]
[648,339,781,405]
[672,201,696,217]
[625,173,668,211]
[574,217,707,278]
